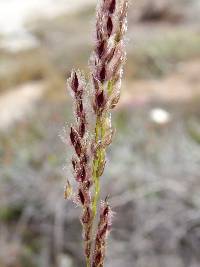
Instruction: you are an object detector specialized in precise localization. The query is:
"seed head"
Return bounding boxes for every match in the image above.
[65,1,128,266]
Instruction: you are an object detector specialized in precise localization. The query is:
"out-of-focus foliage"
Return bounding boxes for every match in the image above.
[0,0,200,267]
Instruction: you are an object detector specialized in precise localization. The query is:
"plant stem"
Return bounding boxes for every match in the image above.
[92,81,113,216]
[92,115,103,216]
[86,257,90,267]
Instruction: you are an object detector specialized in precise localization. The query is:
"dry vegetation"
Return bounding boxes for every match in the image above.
[0,1,200,267]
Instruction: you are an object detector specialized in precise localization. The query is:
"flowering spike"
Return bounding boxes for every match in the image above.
[92,201,112,267]
[65,0,128,266]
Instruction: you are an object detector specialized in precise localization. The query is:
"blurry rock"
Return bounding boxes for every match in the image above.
[131,0,193,23]
[0,0,95,35]
[112,201,136,242]
[146,223,174,252]
[187,117,200,145]
[179,217,200,266]
[0,242,21,267]
[0,32,40,53]
[139,0,183,22]
[0,82,46,130]
[58,254,74,267]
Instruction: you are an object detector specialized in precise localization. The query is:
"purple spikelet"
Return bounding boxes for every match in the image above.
[92,201,112,267]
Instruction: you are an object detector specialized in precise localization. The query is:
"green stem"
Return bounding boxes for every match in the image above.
[90,82,113,266]
[86,257,90,267]
[92,115,102,216]
[92,80,113,216]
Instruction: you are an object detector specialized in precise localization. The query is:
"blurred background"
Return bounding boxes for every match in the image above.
[0,0,200,267]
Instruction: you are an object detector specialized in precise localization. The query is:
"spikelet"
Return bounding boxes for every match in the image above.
[64,179,73,200]
[92,200,113,267]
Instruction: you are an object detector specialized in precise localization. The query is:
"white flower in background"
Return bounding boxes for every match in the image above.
[150,108,171,125]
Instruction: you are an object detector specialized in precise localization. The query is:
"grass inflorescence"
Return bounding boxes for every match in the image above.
[64,1,128,266]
